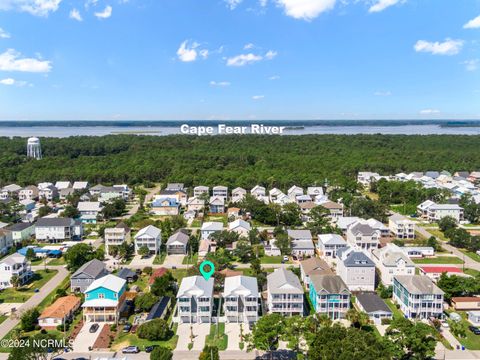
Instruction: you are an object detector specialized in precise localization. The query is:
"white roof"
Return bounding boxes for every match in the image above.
[73,181,89,189]
[228,219,251,232]
[2,184,22,192]
[336,216,360,230]
[269,188,284,196]
[77,202,102,212]
[232,187,246,194]
[288,185,303,194]
[55,181,71,190]
[85,274,126,294]
[430,204,463,210]
[209,196,225,206]
[418,200,436,210]
[307,187,324,196]
[135,225,161,239]
[201,222,224,231]
[291,239,315,250]
[177,275,214,298]
[0,253,26,266]
[318,233,346,246]
[251,185,265,193]
[223,275,259,298]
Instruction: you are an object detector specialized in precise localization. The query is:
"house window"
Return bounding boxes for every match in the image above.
[98,293,105,299]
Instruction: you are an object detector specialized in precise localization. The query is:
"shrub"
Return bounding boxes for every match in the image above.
[137,319,170,341]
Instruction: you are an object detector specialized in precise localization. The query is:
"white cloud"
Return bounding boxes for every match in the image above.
[259,0,267,6]
[0,0,62,16]
[177,40,201,62]
[252,95,265,100]
[275,0,336,21]
[244,43,255,50]
[210,81,231,87]
[0,27,10,39]
[462,59,479,72]
[69,8,82,21]
[419,109,441,115]
[0,49,51,72]
[0,78,28,86]
[368,0,401,13]
[199,49,209,59]
[414,38,463,56]
[269,75,280,80]
[374,90,392,96]
[464,15,480,29]
[94,5,112,18]
[265,50,277,59]
[227,53,263,66]
[225,0,242,9]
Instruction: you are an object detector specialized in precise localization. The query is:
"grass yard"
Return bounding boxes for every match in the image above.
[153,252,167,265]
[205,323,228,351]
[48,257,66,266]
[129,274,150,292]
[259,255,290,264]
[182,253,198,265]
[191,219,202,228]
[111,323,179,351]
[426,229,448,242]
[384,299,403,320]
[0,269,58,303]
[464,268,480,277]
[449,312,480,350]
[460,249,480,263]
[413,256,464,264]
[204,215,228,225]
[0,315,7,325]
[171,269,189,283]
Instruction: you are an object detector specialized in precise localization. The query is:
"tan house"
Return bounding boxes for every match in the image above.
[39,295,81,329]
[451,297,480,311]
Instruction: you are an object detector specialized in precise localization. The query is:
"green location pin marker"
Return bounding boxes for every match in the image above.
[199,260,215,281]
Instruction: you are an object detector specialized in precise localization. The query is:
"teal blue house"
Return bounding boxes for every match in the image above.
[82,274,126,323]
[309,274,350,320]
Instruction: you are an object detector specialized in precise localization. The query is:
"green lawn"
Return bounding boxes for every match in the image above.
[129,274,149,292]
[205,323,228,351]
[426,229,448,242]
[384,299,403,320]
[204,215,228,225]
[0,315,7,325]
[30,257,50,266]
[413,256,464,264]
[0,269,58,303]
[48,257,66,266]
[464,268,480,277]
[460,249,480,263]
[112,323,179,351]
[191,219,202,228]
[153,252,166,265]
[259,255,290,264]
[449,312,480,350]
[171,269,189,283]
[182,253,198,265]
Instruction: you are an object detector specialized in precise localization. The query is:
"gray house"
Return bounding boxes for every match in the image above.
[70,259,108,292]
[166,231,189,255]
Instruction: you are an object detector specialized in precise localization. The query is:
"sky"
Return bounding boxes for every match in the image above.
[0,0,479,121]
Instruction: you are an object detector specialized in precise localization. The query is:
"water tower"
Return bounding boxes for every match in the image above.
[27,137,42,159]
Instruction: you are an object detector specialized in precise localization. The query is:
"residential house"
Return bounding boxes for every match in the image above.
[35,217,83,242]
[231,187,247,203]
[288,229,315,257]
[104,222,131,255]
[82,274,127,323]
[357,172,381,186]
[269,188,284,202]
[296,195,312,204]
[117,268,138,283]
[451,297,480,311]
[166,183,185,191]
[0,229,13,254]
[299,257,333,289]
[166,230,189,255]
[72,181,88,190]
[355,292,392,324]
[346,220,381,252]
[337,247,375,291]
[77,201,103,224]
[307,187,324,197]
[266,268,304,316]
[264,239,281,256]
[158,189,188,206]
[134,225,161,255]
[212,186,228,202]
[393,275,444,319]
[336,216,360,234]
[55,181,71,190]
[427,204,464,222]
[468,311,480,326]
[200,222,223,240]
[309,274,350,319]
[187,197,205,212]
[177,275,214,324]
[228,219,251,237]
[417,200,436,218]
[319,201,344,221]
[227,207,241,219]
[372,244,415,285]
[287,186,303,201]
[389,214,415,239]
[0,253,31,289]
[59,188,75,201]
[317,234,348,258]
[209,196,225,214]
[39,185,58,201]
[39,295,81,329]
[6,222,34,244]
[223,275,260,324]
[193,186,209,198]
[70,258,109,292]
[419,266,464,282]
[401,246,435,258]
[151,197,180,216]
[0,184,22,200]
[250,185,266,200]
[19,185,39,201]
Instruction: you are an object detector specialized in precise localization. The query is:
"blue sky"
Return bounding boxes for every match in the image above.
[0,0,479,120]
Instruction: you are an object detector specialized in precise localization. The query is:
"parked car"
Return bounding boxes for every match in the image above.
[469,326,480,335]
[123,323,132,333]
[283,255,289,262]
[89,323,99,333]
[441,321,449,329]
[145,345,158,353]
[122,346,140,354]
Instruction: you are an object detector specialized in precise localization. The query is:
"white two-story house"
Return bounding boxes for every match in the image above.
[134,225,161,255]
[372,244,415,285]
[266,268,304,317]
[0,253,32,289]
[177,275,214,324]
[223,275,260,324]
[346,220,381,252]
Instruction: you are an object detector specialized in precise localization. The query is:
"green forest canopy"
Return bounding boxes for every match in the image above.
[1,134,479,189]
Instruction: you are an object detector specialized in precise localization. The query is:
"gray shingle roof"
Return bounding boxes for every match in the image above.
[394,275,444,295]
[167,231,189,246]
[342,251,374,267]
[300,257,333,276]
[72,259,107,279]
[356,292,392,314]
[349,222,376,236]
[267,268,303,294]
[287,229,312,240]
[309,274,349,294]
[36,217,74,227]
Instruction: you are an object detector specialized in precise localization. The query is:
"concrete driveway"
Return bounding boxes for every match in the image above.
[164,254,186,267]
[130,254,155,267]
[225,323,250,351]
[175,323,210,351]
[72,322,102,352]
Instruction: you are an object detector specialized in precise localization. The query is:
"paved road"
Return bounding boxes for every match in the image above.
[0,265,69,340]
[120,184,161,220]
[415,224,480,271]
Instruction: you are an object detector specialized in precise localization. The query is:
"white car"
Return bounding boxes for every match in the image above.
[441,321,450,329]
[283,255,289,262]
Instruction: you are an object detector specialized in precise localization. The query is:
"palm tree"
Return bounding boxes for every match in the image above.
[10,275,21,290]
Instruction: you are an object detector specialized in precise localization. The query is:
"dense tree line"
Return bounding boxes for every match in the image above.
[2,134,480,188]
